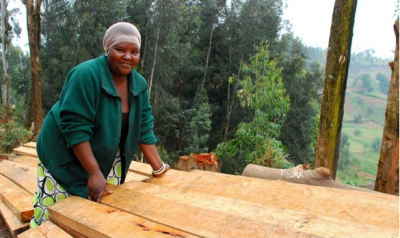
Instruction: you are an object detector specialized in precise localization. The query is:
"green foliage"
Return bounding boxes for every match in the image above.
[182,91,212,155]
[340,133,350,149]
[376,72,390,94]
[353,129,361,137]
[354,73,374,93]
[0,121,32,154]
[274,34,323,164]
[338,145,352,170]
[371,137,382,151]
[216,42,291,173]
[353,114,362,123]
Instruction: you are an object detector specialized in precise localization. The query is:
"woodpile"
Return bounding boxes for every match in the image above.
[0,143,398,237]
[176,152,219,172]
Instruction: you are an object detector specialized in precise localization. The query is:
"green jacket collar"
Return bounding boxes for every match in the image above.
[98,54,148,97]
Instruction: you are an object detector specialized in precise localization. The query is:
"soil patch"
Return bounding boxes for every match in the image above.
[357,171,376,180]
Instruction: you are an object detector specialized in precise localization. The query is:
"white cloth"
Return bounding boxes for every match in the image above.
[103,22,141,52]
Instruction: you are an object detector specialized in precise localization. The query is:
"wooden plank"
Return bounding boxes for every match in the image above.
[0,200,29,238]
[22,142,36,149]
[35,221,72,238]
[17,228,46,238]
[12,147,37,158]
[10,155,39,168]
[102,183,316,238]
[48,196,198,238]
[124,171,149,183]
[49,219,86,238]
[0,160,37,194]
[119,180,397,238]
[129,161,153,177]
[145,169,399,232]
[0,175,34,222]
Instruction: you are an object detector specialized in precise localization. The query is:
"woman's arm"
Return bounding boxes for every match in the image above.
[139,143,170,177]
[73,141,112,202]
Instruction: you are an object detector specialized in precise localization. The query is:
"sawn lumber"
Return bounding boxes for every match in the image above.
[116,180,398,238]
[18,221,72,238]
[0,200,29,238]
[48,196,198,238]
[144,169,399,233]
[0,175,34,222]
[0,160,37,194]
[101,182,317,238]
[12,147,37,158]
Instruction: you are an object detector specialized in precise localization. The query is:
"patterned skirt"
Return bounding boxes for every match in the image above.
[30,150,123,228]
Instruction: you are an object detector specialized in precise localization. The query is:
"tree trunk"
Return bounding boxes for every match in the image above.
[26,0,43,138]
[148,28,159,98]
[200,25,214,90]
[223,57,242,141]
[374,19,399,196]
[243,164,375,192]
[314,0,357,179]
[1,0,10,122]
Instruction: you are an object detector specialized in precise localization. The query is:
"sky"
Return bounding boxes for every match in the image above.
[282,0,398,59]
[9,0,399,59]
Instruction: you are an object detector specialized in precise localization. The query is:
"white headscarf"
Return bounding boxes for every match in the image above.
[103,22,141,52]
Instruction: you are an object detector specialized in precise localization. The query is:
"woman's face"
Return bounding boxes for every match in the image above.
[107,42,140,78]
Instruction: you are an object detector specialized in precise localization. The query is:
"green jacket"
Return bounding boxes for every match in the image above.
[36,55,157,198]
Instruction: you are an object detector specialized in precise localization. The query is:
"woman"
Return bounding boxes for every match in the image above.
[31,22,170,228]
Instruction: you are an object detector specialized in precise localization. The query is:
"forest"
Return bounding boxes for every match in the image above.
[0,0,397,189]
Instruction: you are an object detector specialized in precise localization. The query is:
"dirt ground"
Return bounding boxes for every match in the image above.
[0,215,12,238]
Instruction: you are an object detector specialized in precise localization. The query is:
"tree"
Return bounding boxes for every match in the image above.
[314,0,357,179]
[376,72,390,94]
[355,73,373,93]
[216,42,290,174]
[1,0,10,121]
[274,33,323,165]
[25,0,43,138]
[375,19,399,195]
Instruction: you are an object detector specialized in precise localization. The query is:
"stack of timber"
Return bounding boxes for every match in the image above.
[0,143,398,238]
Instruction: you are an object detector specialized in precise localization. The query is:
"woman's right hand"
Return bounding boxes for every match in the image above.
[87,171,107,202]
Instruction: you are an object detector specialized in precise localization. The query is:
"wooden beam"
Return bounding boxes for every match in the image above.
[48,196,198,238]
[124,171,149,183]
[0,160,37,194]
[17,221,71,238]
[113,180,398,238]
[145,169,399,232]
[22,142,36,149]
[17,228,46,238]
[101,183,316,237]
[129,161,152,177]
[35,221,73,238]
[0,200,29,238]
[0,175,33,222]
[10,155,38,168]
[12,147,37,158]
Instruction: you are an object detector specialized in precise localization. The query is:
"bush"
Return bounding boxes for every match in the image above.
[353,115,362,123]
[353,129,362,136]
[372,137,382,151]
[0,121,32,154]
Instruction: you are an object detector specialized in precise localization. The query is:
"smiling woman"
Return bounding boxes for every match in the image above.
[30,22,170,228]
